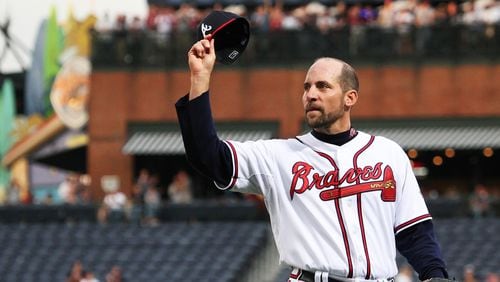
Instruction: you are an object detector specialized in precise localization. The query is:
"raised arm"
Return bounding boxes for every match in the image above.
[188,37,215,100]
[175,38,233,187]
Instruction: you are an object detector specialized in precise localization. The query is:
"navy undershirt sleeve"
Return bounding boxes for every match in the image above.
[175,92,233,187]
[396,220,449,280]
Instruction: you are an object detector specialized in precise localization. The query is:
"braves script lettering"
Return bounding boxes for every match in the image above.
[290,162,383,199]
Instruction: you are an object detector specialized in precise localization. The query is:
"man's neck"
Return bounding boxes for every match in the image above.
[311,128,358,146]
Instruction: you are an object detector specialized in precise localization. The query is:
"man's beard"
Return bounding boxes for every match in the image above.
[306,109,344,130]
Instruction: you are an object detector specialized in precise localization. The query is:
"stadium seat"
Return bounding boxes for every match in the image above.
[0,221,268,282]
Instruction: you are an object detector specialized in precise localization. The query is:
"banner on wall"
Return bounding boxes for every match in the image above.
[0,79,16,203]
[50,55,91,130]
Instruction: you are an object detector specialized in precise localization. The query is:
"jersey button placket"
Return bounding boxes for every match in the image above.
[341,196,363,277]
[342,148,371,278]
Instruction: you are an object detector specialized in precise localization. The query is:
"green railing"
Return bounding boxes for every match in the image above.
[91,23,500,69]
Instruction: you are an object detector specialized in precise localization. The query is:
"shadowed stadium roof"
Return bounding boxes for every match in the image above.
[123,121,279,155]
[30,128,88,173]
[353,117,500,150]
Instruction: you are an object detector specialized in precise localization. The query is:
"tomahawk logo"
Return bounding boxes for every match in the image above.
[201,24,212,38]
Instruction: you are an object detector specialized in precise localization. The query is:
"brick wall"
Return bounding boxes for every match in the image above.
[88,64,500,198]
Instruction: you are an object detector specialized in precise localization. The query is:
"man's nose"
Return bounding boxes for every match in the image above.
[305,88,318,101]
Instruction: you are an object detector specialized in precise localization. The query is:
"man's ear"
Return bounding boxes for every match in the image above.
[345,90,358,108]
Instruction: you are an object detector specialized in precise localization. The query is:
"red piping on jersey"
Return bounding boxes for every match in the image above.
[395,214,432,233]
[357,195,371,279]
[225,141,239,189]
[335,198,353,278]
[353,135,375,279]
[316,151,354,278]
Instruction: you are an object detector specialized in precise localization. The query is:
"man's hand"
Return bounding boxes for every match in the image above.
[188,37,216,100]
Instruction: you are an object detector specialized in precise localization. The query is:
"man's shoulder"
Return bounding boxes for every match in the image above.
[358,130,403,149]
[251,136,305,148]
[227,137,302,153]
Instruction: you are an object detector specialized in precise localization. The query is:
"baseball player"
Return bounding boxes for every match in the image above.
[175,38,449,282]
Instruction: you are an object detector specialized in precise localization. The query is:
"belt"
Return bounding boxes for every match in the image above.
[297,270,342,282]
[289,268,395,282]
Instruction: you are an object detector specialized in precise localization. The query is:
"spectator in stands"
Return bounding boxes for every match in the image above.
[347,3,366,55]
[66,260,84,282]
[281,8,303,30]
[105,265,123,282]
[78,184,93,204]
[443,185,461,200]
[175,3,200,55]
[463,264,477,282]
[97,185,128,224]
[167,170,193,204]
[250,3,271,58]
[146,4,159,30]
[6,178,21,205]
[331,1,348,29]
[127,15,145,65]
[80,271,99,282]
[143,174,161,225]
[469,183,493,218]
[154,6,176,45]
[58,174,79,205]
[486,272,500,282]
[251,4,271,33]
[414,0,436,55]
[95,12,113,33]
[446,1,459,24]
[378,0,396,29]
[395,264,414,282]
[41,193,54,205]
[131,168,150,224]
[315,7,334,35]
[269,4,284,31]
[112,14,129,64]
[393,1,416,55]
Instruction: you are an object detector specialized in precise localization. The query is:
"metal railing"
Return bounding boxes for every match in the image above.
[91,23,500,69]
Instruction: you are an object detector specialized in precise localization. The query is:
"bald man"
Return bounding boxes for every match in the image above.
[175,38,448,282]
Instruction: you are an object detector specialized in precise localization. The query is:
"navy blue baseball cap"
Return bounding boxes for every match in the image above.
[197,10,250,65]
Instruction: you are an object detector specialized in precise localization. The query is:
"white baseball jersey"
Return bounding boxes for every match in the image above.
[215,131,431,279]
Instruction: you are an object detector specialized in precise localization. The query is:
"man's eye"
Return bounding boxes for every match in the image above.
[317,82,330,89]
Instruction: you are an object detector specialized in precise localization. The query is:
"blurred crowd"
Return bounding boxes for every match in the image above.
[93,0,500,35]
[2,166,498,220]
[395,263,500,282]
[85,0,500,66]
[96,168,195,226]
[422,182,499,218]
[66,260,123,282]
[1,165,261,223]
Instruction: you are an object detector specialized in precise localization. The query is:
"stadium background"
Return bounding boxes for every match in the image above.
[0,0,499,281]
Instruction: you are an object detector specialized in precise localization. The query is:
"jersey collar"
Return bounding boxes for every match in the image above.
[310,128,358,146]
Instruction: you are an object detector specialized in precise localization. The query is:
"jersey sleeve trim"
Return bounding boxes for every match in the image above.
[214,140,238,190]
[395,214,432,234]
